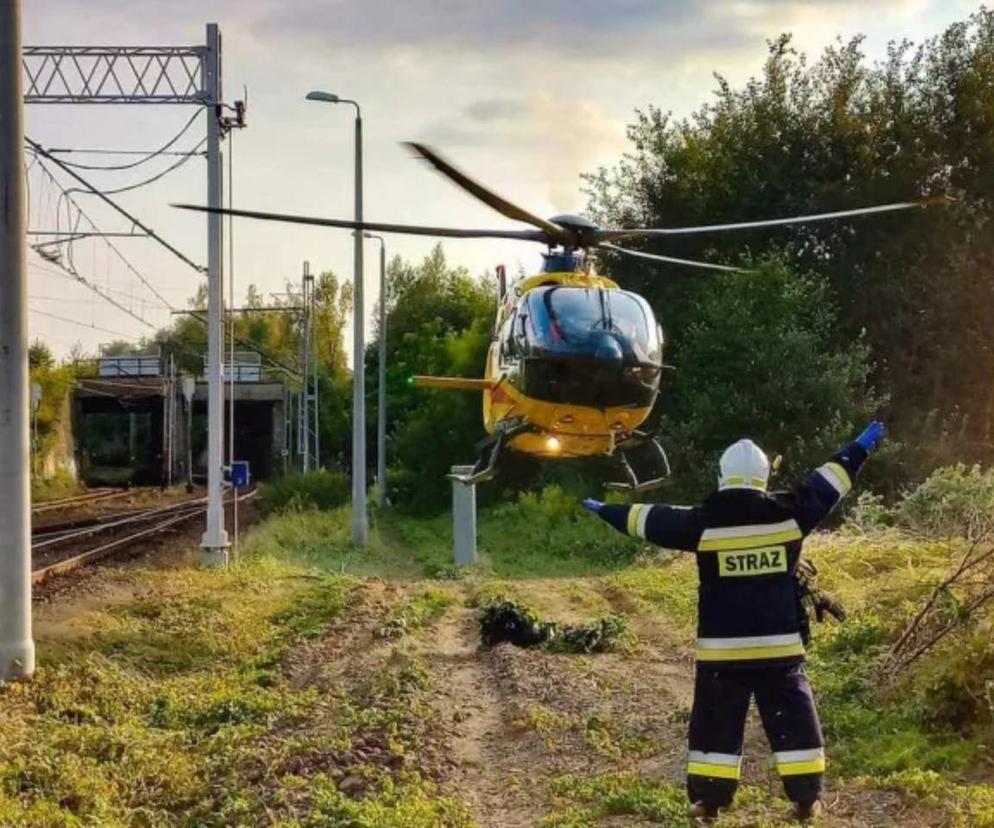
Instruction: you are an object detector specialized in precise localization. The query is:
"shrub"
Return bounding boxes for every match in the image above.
[894,464,994,539]
[258,470,349,515]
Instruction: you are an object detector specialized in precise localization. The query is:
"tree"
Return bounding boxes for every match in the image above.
[659,257,878,495]
[365,244,495,511]
[29,340,53,370]
[586,10,994,481]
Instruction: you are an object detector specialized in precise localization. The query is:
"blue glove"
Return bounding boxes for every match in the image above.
[856,420,885,453]
[581,498,603,513]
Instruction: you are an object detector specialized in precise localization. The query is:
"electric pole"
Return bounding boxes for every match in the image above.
[312,274,320,471]
[0,0,36,682]
[364,233,388,508]
[200,23,229,565]
[301,261,312,473]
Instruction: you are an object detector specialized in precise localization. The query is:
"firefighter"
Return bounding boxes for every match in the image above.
[582,422,885,821]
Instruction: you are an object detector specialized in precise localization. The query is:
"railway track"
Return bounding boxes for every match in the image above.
[31,488,139,515]
[31,490,256,585]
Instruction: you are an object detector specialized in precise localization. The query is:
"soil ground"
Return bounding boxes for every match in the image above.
[17,498,981,828]
[27,562,944,826]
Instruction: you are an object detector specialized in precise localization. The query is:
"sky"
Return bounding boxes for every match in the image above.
[21,0,980,362]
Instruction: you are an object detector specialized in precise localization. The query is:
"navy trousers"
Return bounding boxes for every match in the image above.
[687,663,824,808]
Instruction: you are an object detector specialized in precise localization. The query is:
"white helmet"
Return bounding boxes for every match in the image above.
[718,439,770,492]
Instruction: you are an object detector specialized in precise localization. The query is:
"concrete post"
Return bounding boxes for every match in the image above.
[376,240,387,507]
[200,22,229,564]
[350,113,367,544]
[0,0,36,682]
[451,466,477,566]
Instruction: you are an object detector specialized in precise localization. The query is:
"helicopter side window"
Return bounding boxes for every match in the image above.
[499,312,518,365]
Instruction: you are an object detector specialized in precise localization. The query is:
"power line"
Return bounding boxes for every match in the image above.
[27,262,190,303]
[70,137,205,196]
[29,308,138,339]
[25,137,206,275]
[46,109,202,171]
[29,251,158,330]
[50,148,203,158]
[182,310,302,380]
[28,155,176,312]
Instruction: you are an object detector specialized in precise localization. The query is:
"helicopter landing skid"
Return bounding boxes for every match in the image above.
[605,432,671,493]
[447,423,528,486]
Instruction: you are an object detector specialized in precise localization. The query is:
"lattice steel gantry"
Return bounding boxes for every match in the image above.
[22,45,206,104]
[23,24,234,566]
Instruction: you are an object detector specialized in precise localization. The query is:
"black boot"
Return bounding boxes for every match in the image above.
[689,801,720,822]
[794,799,822,822]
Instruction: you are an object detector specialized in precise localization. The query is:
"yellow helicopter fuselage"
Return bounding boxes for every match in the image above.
[485,270,655,459]
[413,268,663,464]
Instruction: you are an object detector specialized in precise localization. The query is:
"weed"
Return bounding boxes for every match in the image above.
[376,587,455,638]
[259,469,350,515]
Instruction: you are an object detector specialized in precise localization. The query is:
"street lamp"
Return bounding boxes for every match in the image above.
[306,90,367,545]
[364,232,387,508]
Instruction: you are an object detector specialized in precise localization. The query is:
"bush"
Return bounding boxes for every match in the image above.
[258,470,349,515]
[894,464,994,539]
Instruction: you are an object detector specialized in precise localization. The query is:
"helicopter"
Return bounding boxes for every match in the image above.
[176,142,943,491]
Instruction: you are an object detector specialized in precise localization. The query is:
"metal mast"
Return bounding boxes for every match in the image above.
[0,0,35,682]
[200,23,228,563]
[301,261,312,473]
[22,24,234,566]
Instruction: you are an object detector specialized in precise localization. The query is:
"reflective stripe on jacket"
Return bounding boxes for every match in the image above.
[597,442,867,667]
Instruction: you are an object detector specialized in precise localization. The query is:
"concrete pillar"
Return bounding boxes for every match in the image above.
[451,466,477,566]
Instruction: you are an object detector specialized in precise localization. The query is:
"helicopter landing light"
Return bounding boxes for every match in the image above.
[545,436,562,454]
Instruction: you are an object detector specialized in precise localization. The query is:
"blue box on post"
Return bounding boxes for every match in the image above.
[231,461,251,489]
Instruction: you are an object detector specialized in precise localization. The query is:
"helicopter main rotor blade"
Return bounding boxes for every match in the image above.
[599,242,748,273]
[597,196,949,241]
[404,142,566,240]
[171,204,549,241]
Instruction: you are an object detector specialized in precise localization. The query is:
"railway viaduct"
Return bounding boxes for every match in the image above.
[74,354,290,487]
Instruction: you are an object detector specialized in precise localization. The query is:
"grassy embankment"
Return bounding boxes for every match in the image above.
[2,475,993,825]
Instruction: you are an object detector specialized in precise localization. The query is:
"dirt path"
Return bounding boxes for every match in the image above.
[427,604,543,827]
[408,580,942,827]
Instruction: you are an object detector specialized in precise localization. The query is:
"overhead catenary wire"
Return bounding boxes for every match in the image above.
[27,155,178,312]
[67,137,206,197]
[28,240,159,331]
[182,309,303,380]
[29,308,137,339]
[45,110,202,171]
[25,137,206,275]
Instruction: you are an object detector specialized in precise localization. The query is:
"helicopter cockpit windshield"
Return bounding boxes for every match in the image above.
[516,286,663,408]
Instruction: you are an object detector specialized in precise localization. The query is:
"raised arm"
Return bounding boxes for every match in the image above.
[582,498,702,552]
[792,420,885,535]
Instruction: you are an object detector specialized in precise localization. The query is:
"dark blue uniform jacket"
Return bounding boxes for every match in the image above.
[596,443,867,667]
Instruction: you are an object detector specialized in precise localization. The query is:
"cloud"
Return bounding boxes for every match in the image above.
[463,98,529,123]
[416,92,626,213]
[252,0,831,58]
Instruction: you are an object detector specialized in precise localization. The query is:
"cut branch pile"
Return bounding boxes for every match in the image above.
[477,597,627,654]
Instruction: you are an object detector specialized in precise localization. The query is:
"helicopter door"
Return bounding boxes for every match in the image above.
[497,310,518,369]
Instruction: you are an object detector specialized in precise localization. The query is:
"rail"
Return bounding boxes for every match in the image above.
[31,489,257,584]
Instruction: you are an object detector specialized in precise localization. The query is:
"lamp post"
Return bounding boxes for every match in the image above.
[364,233,387,508]
[306,91,367,544]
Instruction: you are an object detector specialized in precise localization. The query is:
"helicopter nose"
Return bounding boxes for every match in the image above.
[591,332,624,363]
